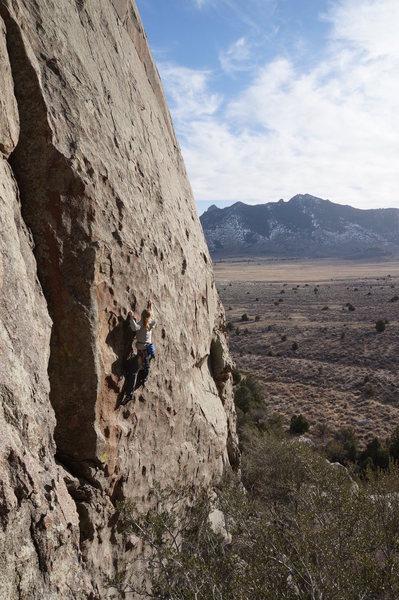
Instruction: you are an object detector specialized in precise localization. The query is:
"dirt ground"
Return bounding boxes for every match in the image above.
[215,258,399,283]
[216,259,399,445]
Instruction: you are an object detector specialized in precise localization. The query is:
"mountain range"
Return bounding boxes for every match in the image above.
[200,194,399,259]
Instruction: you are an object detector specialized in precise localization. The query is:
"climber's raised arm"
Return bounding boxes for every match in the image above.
[146,299,157,326]
[127,311,140,332]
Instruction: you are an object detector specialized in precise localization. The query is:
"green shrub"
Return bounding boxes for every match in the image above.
[232,368,241,386]
[292,341,298,351]
[241,313,249,322]
[266,412,285,436]
[326,439,343,462]
[244,375,264,404]
[290,414,310,434]
[326,427,358,464]
[389,425,399,461]
[234,376,264,413]
[234,385,252,413]
[360,437,389,470]
[376,319,386,332]
[248,406,269,429]
[226,321,234,332]
[364,382,374,397]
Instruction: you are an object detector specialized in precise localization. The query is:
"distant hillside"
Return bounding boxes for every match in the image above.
[200,195,399,259]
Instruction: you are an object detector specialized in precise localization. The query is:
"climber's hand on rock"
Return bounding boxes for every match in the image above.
[128,311,133,319]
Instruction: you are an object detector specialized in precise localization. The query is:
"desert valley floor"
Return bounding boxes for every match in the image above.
[215,259,399,444]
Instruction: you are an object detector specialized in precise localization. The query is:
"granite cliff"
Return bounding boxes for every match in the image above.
[0,1,238,597]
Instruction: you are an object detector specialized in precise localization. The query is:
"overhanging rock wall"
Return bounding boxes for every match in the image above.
[0,0,238,597]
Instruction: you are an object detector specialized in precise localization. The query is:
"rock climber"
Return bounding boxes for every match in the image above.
[120,299,156,405]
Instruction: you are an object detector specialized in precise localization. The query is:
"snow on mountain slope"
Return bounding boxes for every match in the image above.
[200,195,399,258]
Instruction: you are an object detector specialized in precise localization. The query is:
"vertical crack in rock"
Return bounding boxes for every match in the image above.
[1,6,101,475]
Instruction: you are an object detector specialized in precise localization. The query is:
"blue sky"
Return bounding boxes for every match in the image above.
[136,0,399,214]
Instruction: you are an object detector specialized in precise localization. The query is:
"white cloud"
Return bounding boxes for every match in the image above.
[323,0,399,59]
[219,37,253,73]
[158,63,222,125]
[161,0,399,210]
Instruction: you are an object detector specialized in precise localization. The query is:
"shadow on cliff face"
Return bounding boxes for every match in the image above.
[0,4,99,469]
[105,313,136,404]
[106,314,135,377]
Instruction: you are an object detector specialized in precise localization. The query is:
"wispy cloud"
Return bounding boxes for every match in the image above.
[158,63,222,125]
[193,0,274,34]
[162,0,399,209]
[323,0,399,59]
[219,37,253,74]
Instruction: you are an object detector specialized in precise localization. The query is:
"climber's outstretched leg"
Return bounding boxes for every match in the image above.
[120,355,140,406]
[142,354,150,385]
[133,349,148,387]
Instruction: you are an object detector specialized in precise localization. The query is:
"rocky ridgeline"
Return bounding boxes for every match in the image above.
[0,1,238,597]
[200,195,399,258]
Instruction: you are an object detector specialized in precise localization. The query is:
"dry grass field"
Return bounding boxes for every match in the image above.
[215,259,399,445]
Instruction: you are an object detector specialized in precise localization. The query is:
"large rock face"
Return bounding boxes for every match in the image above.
[0,1,237,597]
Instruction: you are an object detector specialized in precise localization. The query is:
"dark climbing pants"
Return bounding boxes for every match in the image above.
[124,351,153,397]
[124,355,141,398]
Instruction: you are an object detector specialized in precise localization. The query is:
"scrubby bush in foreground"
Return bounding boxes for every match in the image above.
[111,435,399,599]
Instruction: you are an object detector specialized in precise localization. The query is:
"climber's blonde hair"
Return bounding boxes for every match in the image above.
[142,308,152,330]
